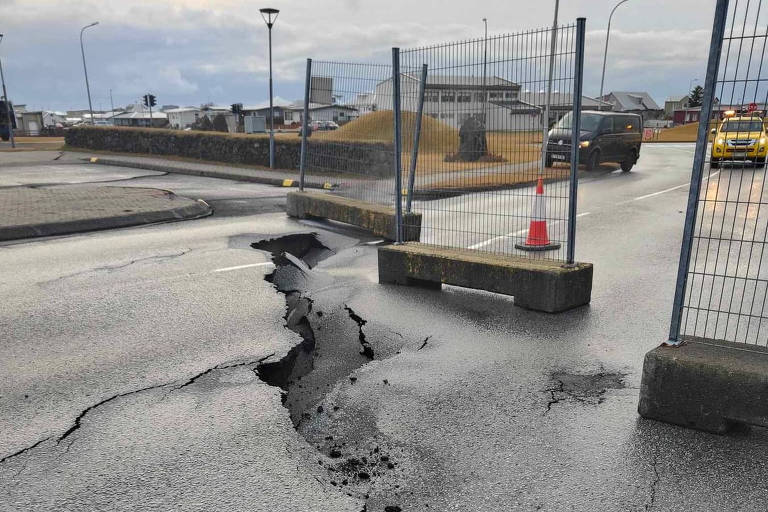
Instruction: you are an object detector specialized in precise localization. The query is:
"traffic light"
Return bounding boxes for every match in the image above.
[231,103,243,115]
[143,94,157,108]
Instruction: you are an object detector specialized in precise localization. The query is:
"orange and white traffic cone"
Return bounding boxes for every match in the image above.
[515,177,561,251]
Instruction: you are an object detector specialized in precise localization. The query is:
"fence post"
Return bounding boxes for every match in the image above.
[406,63,428,213]
[567,18,586,265]
[392,48,404,243]
[299,58,312,191]
[667,0,729,344]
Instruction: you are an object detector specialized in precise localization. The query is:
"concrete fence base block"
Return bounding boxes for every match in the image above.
[377,242,592,313]
[286,191,421,241]
[638,337,768,433]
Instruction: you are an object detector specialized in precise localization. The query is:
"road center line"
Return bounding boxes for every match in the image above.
[626,171,721,203]
[467,212,591,250]
[212,262,274,273]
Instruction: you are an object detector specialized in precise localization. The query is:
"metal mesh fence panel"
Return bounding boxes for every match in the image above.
[398,23,581,260]
[673,0,768,344]
[299,60,405,205]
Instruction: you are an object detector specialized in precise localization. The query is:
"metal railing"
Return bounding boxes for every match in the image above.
[298,59,406,206]
[397,20,585,261]
[670,0,768,345]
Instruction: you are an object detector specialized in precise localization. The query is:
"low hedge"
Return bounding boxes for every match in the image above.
[65,126,394,177]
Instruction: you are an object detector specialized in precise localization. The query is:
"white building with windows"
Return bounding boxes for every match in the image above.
[374,74,540,131]
[165,107,200,129]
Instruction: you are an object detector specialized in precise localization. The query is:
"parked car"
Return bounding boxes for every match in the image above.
[309,120,339,131]
[545,110,642,171]
[710,115,767,167]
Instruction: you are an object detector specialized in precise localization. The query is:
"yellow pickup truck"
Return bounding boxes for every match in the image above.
[710,115,767,167]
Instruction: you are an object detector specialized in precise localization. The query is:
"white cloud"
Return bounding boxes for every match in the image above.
[0,0,723,110]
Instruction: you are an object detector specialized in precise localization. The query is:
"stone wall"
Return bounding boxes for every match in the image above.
[65,126,394,177]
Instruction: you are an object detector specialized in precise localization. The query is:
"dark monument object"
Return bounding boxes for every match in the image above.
[457,115,487,162]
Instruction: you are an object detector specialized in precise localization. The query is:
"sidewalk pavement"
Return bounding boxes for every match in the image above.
[83,154,336,190]
[0,185,211,241]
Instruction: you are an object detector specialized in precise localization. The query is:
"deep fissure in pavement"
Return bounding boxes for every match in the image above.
[251,233,330,422]
[344,305,374,359]
[251,233,413,510]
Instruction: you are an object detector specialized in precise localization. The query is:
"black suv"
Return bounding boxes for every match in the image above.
[545,110,642,171]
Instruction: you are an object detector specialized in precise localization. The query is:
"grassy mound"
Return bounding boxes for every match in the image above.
[316,110,459,152]
[652,121,718,142]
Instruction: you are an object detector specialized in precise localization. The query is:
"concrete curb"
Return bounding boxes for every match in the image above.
[378,242,593,313]
[0,196,212,242]
[638,337,768,433]
[286,190,422,241]
[84,157,336,191]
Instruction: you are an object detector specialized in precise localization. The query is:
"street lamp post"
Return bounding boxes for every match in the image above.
[80,22,99,125]
[260,7,279,169]
[599,0,631,105]
[482,18,487,126]
[0,33,16,148]
[541,0,559,173]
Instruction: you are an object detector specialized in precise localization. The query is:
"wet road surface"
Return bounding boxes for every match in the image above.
[3,145,768,511]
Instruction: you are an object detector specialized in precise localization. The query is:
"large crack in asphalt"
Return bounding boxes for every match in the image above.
[0,356,276,468]
[38,249,191,286]
[250,232,419,511]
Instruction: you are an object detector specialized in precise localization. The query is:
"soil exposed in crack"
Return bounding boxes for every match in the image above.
[544,369,626,413]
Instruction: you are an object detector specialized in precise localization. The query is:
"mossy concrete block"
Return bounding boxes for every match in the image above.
[286,191,421,241]
[639,337,768,433]
[377,242,592,313]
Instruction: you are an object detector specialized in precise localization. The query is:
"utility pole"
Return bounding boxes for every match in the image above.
[482,18,488,126]
[0,33,15,148]
[541,0,559,173]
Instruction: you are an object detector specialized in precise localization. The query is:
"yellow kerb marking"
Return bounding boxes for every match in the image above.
[90,157,99,163]
[282,179,294,187]
[323,182,333,190]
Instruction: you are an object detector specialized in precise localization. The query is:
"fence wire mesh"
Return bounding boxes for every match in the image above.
[300,60,406,205]
[398,24,581,260]
[676,0,768,344]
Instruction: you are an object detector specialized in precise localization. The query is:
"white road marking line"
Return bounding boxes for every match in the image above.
[630,170,720,202]
[632,183,690,201]
[466,212,591,250]
[212,262,274,273]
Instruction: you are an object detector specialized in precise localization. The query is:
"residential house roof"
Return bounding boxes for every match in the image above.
[398,74,519,89]
[164,107,199,113]
[519,91,612,109]
[602,91,661,111]
[666,95,689,103]
[113,111,168,119]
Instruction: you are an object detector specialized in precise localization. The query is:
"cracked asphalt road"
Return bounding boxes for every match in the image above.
[3,147,768,511]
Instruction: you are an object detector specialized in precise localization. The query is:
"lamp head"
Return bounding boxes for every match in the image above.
[260,8,279,28]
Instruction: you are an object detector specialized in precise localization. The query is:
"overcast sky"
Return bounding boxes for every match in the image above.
[1,0,718,111]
